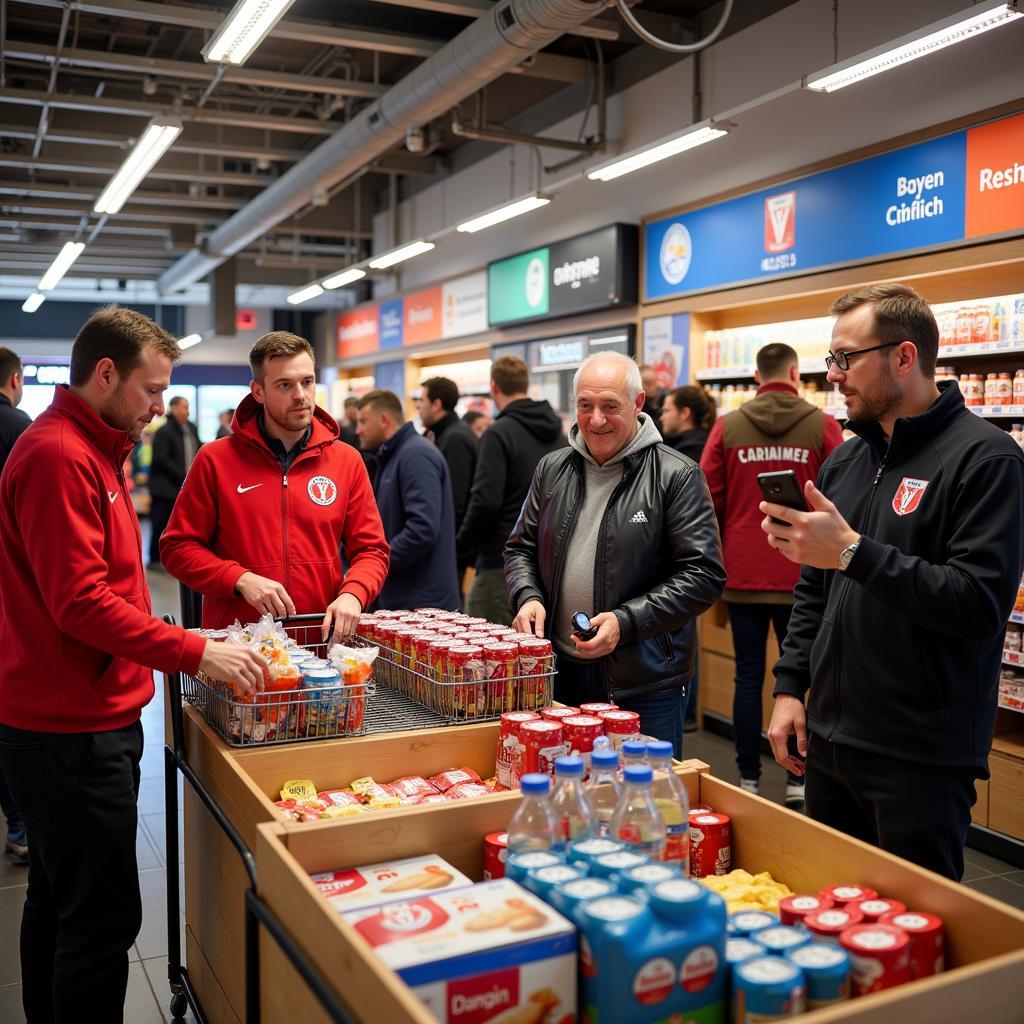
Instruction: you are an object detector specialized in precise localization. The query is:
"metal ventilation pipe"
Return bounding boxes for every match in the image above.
[158,0,606,295]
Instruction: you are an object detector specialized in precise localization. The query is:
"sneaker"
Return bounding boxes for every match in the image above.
[739,778,760,795]
[5,826,29,866]
[785,782,806,809]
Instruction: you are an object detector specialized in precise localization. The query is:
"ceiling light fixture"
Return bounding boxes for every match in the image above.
[179,333,203,350]
[37,241,86,291]
[456,194,552,233]
[287,283,324,305]
[368,239,436,270]
[322,267,367,290]
[93,118,183,215]
[202,0,299,66]
[587,123,728,182]
[805,1,1022,93]
[22,292,46,314]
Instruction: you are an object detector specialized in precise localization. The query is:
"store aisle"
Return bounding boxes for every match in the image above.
[1,567,1022,1022]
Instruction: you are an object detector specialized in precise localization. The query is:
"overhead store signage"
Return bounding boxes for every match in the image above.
[487,224,639,328]
[404,286,442,346]
[537,338,586,367]
[644,110,1024,302]
[337,308,379,358]
[21,363,70,385]
[642,315,690,389]
[442,271,488,339]
[379,299,404,349]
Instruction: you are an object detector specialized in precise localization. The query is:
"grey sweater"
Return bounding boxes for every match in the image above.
[554,414,664,655]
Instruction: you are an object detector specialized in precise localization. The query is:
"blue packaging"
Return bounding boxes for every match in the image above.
[617,862,682,897]
[505,850,563,885]
[567,837,625,871]
[300,667,346,737]
[726,938,767,968]
[549,876,618,924]
[729,910,778,937]
[525,862,585,901]
[733,956,806,1022]
[591,850,650,879]
[755,925,811,957]
[786,943,851,1008]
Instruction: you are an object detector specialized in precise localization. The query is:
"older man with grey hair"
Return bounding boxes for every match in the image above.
[504,351,726,756]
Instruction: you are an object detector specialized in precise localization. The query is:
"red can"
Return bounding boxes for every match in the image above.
[520,719,566,776]
[540,706,580,724]
[482,640,520,713]
[779,893,834,926]
[853,898,906,924]
[599,710,641,748]
[820,884,878,907]
[483,831,509,880]
[496,711,540,790]
[688,812,731,878]
[562,715,604,768]
[446,644,486,718]
[840,923,911,996]
[462,617,488,627]
[516,637,554,709]
[579,702,618,716]
[804,906,865,945]
[688,806,714,817]
[427,637,459,683]
[879,911,944,979]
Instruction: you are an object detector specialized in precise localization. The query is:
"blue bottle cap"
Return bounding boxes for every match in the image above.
[520,773,551,794]
[621,740,648,758]
[591,748,619,768]
[623,764,653,784]
[554,756,585,776]
[646,740,674,759]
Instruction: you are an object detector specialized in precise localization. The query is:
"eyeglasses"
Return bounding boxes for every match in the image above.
[825,342,899,372]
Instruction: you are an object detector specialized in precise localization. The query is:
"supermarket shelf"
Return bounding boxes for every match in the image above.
[999,700,1024,715]
[1004,650,1023,668]
[695,360,828,381]
[938,341,1024,358]
[968,405,1024,418]
[1010,612,1024,625]
[992,732,1024,759]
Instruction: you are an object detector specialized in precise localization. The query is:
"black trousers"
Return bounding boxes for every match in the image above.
[148,496,175,565]
[805,734,977,881]
[0,722,144,1024]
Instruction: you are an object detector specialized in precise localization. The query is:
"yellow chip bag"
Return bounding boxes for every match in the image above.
[280,778,318,802]
[367,795,402,811]
[320,804,369,819]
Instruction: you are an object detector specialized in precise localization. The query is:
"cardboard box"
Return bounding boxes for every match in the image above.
[311,856,474,913]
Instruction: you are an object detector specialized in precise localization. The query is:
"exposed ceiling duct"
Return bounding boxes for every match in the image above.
[157,0,608,295]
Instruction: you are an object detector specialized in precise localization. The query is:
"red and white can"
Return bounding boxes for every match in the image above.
[520,720,566,776]
[820,884,878,908]
[779,894,834,926]
[483,832,508,880]
[562,715,604,772]
[804,906,865,945]
[879,911,944,979]
[517,637,554,710]
[840,923,911,996]
[599,709,641,749]
[579,702,618,716]
[688,812,731,878]
[689,805,714,817]
[495,711,540,790]
[446,645,486,718]
[482,640,519,713]
[853,898,906,924]
[540,706,580,724]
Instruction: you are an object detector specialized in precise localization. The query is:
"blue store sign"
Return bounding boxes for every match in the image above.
[379,299,404,348]
[644,130,969,301]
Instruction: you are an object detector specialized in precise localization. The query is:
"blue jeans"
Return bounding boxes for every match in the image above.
[726,601,800,784]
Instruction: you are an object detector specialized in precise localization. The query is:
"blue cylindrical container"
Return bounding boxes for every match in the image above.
[590,850,650,879]
[729,910,778,937]
[617,862,682,897]
[504,850,563,885]
[525,862,585,901]
[786,943,851,1009]
[549,876,618,924]
[727,937,767,968]
[567,837,625,871]
[733,956,806,1022]
[755,925,811,957]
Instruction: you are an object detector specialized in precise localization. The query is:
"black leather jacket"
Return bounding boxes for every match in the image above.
[504,444,726,701]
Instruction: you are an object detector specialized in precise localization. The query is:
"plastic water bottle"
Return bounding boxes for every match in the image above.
[610,765,667,860]
[648,740,690,873]
[508,773,561,853]
[621,740,648,773]
[586,747,623,838]
[551,756,597,844]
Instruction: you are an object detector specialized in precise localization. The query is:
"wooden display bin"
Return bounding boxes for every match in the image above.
[254,769,1024,1024]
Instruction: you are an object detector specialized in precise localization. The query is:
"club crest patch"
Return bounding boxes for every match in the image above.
[892,477,929,516]
[308,476,338,506]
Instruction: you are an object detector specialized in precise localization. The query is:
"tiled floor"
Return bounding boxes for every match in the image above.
[1,569,1022,1022]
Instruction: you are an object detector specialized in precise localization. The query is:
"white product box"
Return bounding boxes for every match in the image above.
[310,856,473,913]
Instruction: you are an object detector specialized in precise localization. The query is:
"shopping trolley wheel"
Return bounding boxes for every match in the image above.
[169,990,188,1019]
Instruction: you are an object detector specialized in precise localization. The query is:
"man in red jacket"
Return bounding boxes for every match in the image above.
[161,331,389,640]
[701,343,843,807]
[0,305,267,1024]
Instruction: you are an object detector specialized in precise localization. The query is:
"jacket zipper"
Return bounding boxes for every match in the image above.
[281,469,290,599]
[548,460,583,617]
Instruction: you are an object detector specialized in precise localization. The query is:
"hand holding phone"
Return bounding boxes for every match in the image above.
[757,470,808,525]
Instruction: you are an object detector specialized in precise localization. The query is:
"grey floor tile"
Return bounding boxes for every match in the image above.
[126,960,167,1024]
[142,810,184,863]
[961,859,995,883]
[964,846,1017,875]
[0,983,23,1023]
[963,873,1024,910]
[1003,869,1024,885]
[0,886,25,985]
[0,852,30,889]
[135,868,184,961]
[137,826,162,872]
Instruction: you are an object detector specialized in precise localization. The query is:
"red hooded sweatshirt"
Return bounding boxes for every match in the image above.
[160,395,389,628]
[0,386,206,733]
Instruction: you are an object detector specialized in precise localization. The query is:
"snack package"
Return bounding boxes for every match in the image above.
[351,777,399,803]
[390,776,442,800]
[444,782,491,801]
[281,779,318,802]
[274,799,322,823]
[320,804,370,819]
[700,869,793,914]
[428,767,483,793]
[311,856,472,913]
[317,789,362,808]
[328,643,378,732]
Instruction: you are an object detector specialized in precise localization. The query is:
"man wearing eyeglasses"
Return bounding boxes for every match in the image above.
[762,283,1024,880]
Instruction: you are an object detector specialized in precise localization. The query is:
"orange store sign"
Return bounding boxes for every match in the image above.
[403,287,442,346]
[965,111,1024,238]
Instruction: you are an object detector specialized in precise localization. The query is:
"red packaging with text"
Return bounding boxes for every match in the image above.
[688,812,731,878]
[520,720,567,777]
[495,712,540,790]
[879,911,945,979]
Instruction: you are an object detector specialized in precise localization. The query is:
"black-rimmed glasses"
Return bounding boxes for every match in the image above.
[825,342,899,372]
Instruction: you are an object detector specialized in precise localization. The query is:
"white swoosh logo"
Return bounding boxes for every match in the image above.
[108,490,118,504]
[236,484,262,494]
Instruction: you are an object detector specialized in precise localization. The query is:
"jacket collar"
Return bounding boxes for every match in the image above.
[756,382,798,396]
[848,380,965,459]
[53,385,135,466]
[426,411,459,441]
[0,393,12,409]
[231,392,338,459]
[377,420,416,463]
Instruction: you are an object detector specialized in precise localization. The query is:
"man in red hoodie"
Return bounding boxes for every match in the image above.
[161,331,389,640]
[701,343,843,807]
[0,305,266,1024]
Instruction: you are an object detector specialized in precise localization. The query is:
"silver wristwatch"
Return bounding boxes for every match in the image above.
[838,541,860,572]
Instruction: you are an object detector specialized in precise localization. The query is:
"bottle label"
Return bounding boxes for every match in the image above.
[632,957,675,1006]
[679,945,720,993]
[664,823,689,864]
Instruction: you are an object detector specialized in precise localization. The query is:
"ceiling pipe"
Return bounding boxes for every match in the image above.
[158,0,607,294]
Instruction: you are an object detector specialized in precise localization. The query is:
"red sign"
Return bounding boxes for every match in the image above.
[447,968,519,1024]
[337,308,379,359]
[404,286,442,346]
[236,308,257,332]
[965,112,1024,238]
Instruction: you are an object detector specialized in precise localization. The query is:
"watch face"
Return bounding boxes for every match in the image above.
[572,612,592,632]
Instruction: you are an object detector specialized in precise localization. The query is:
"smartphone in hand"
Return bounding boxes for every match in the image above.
[757,470,808,525]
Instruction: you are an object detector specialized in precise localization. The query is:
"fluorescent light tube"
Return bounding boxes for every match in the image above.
[805,1,1022,93]
[94,118,183,215]
[203,0,298,65]
[588,124,728,182]
[457,194,552,233]
[323,267,367,290]
[368,240,436,270]
[287,283,324,305]
[179,333,203,350]
[37,241,86,291]
[22,292,45,313]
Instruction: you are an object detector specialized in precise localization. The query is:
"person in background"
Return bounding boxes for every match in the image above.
[357,389,460,612]
[639,363,668,435]
[505,352,726,757]
[418,376,478,580]
[161,332,389,639]
[765,284,1024,879]
[0,346,31,867]
[0,306,265,1024]
[340,395,360,448]
[457,357,566,624]
[463,409,492,439]
[216,408,234,439]
[147,395,200,570]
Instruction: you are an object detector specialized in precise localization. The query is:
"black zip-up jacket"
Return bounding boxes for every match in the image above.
[149,417,202,500]
[503,443,726,701]
[774,382,1024,769]
[428,412,478,536]
[457,398,566,570]
[0,393,31,474]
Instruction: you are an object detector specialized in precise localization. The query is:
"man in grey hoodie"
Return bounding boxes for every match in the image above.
[505,352,725,756]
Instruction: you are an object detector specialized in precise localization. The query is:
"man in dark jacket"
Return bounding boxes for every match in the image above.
[505,352,726,756]
[418,376,477,577]
[358,389,460,611]
[764,284,1024,880]
[147,395,200,567]
[640,364,668,435]
[339,396,360,448]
